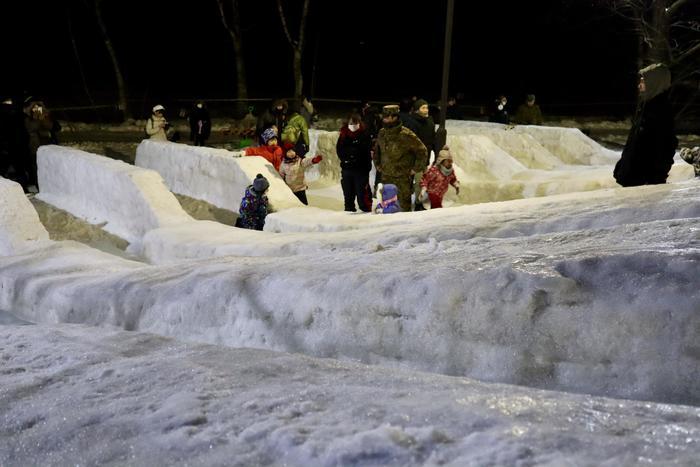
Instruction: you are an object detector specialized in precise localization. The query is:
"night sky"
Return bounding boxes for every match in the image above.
[4,1,639,115]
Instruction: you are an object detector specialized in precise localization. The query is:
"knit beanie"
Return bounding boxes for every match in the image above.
[436,145,453,165]
[252,173,269,194]
[261,127,277,144]
[412,99,428,112]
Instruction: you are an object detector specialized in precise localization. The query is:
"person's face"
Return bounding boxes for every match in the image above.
[382,115,398,125]
[155,110,163,117]
[638,76,646,93]
[267,137,278,146]
[286,150,297,160]
[441,159,453,169]
[417,104,429,117]
[527,99,535,107]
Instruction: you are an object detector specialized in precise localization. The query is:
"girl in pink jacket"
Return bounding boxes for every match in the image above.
[419,146,460,209]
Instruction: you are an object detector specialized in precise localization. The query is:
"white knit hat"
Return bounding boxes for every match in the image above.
[152,104,165,113]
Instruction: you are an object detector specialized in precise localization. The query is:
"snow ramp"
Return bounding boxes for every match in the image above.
[0,177,49,255]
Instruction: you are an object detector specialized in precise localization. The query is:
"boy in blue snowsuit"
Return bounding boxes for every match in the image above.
[237,174,270,230]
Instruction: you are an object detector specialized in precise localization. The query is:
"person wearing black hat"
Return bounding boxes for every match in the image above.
[188,100,211,146]
[0,96,31,192]
[237,174,270,231]
[403,98,436,210]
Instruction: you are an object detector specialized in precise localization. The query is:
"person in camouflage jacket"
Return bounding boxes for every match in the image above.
[374,105,428,211]
[679,146,700,177]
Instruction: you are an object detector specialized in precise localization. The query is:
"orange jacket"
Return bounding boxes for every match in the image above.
[245,144,284,172]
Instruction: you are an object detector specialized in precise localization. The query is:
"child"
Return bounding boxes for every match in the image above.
[374,183,401,214]
[419,146,460,209]
[244,127,284,172]
[279,143,322,205]
[237,174,270,231]
[680,146,700,178]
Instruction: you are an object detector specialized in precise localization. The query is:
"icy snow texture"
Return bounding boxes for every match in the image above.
[2,176,699,404]
[0,178,49,255]
[1,322,699,466]
[135,140,304,213]
[36,145,192,244]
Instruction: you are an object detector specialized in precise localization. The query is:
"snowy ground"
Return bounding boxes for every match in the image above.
[2,121,699,465]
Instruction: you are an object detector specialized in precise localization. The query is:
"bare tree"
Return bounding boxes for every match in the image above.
[66,3,95,107]
[92,0,130,119]
[599,0,699,108]
[277,0,311,98]
[215,0,249,103]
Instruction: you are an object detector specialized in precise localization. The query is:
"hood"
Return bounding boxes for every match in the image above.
[381,184,398,200]
[640,63,671,102]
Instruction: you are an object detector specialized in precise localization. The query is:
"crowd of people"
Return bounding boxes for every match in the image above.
[3,68,698,233]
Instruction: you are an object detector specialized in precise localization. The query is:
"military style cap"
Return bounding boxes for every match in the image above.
[382,104,400,117]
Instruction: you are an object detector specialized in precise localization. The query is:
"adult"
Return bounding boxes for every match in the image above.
[281,99,310,157]
[404,98,436,210]
[613,63,678,187]
[336,113,373,212]
[188,100,211,146]
[374,105,428,212]
[514,94,544,125]
[256,99,287,146]
[0,96,30,191]
[24,100,59,190]
[489,95,510,124]
[145,104,169,141]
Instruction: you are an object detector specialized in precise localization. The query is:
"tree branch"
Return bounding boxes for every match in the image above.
[298,0,310,51]
[674,40,700,64]
[667,0,693,17]
[215,0,239,44]
[277,0,296,48]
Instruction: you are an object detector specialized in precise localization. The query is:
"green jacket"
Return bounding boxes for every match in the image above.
[514,104,543,125]
[375,123,428,177]
[281,113,310,146]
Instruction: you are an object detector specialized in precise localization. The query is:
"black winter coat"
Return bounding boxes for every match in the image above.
[404,113,436,164]
[336,126,372,172]
[614,92,678,187]
[189,107,211,141]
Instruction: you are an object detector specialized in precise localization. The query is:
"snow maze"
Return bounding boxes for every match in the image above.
[1,121,699,406]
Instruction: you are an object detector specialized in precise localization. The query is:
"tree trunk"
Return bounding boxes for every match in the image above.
[277,0,310,97]
[293,50,303,98]
[94,0,129,120]
[648,0,671,64]
[215,0,249,114]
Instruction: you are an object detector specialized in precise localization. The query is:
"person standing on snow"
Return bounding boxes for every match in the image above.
[237,174,270,231]
[374,104,428,212]
[0,96,31,192]
[489,95,510,124]
[514,94,544,125]
[278,143,322,205]
[336,113,373,212]
[188,100,211,146]
[256,99,288,146]
[146,104,169,141]
[404,98,436,210]
[281,98,311,158]
[419,146,460,209]
[24,100,59,191]
[614,63,678,187]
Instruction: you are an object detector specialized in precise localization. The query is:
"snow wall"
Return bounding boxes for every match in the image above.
[135,140,304,213]
[0,178,49,255]
[37,145,193,245]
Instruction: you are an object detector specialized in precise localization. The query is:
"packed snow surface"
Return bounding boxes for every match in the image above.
[2,121,699,465]
[2,322,699,466]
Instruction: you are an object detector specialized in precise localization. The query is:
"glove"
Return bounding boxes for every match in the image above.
[420,187,427,200]
[455,186,460,195]
[311,155,323,164]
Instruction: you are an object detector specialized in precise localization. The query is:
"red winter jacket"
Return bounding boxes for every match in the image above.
[245,144,284,172]
[420,165,459,198]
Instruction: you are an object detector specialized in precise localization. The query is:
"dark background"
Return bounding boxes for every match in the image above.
[2,0,639,117]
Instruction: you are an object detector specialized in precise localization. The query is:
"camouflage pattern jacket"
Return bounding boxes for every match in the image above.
[375,123,428,177]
